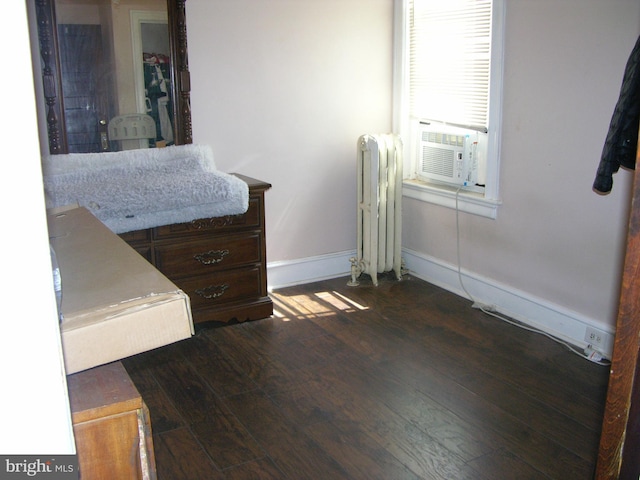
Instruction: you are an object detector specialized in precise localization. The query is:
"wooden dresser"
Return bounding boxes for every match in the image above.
[68,362,156,479]
[119,175,272,325]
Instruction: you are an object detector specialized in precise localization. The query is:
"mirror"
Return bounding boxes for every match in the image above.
[34,0,191,154]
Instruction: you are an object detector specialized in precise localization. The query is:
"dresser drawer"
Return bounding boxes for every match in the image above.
[154,233,261,279]
[154,196,261,240]
[177,267,264,310]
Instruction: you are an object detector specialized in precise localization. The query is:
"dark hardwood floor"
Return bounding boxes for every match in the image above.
[123,273,610,479]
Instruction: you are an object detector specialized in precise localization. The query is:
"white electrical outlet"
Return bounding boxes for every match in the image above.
[585,326,611,354]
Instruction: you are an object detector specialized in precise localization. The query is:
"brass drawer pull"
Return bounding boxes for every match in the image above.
[195,284,229,299]
[194,249,230,265]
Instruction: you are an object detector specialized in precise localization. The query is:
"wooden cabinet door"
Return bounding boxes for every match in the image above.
[73,411,142,479]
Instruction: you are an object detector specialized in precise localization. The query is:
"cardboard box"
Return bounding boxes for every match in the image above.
[48,207,194,374]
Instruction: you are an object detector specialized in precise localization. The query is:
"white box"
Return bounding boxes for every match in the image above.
[48,207,194,374]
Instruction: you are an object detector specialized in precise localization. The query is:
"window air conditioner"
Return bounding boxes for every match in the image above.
[418,123,479,187]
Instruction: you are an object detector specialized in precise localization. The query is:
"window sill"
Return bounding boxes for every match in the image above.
[402,179,501,219]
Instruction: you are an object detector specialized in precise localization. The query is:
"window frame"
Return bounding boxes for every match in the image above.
[393,0,505,219]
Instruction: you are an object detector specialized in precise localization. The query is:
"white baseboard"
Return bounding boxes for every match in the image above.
[267,248,615,359]
[267,250,355,290]
[402,248,614,359]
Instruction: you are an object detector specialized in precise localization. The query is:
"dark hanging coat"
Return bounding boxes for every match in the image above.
[593,36,640,194]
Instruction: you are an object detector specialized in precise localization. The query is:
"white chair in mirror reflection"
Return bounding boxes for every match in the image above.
[108,114,156,150]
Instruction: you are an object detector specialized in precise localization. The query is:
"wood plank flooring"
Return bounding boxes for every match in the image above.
[122,273,610,479]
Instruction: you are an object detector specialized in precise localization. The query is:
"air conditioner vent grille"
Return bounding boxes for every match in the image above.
[421,131,465,147]
[421,146,454,177]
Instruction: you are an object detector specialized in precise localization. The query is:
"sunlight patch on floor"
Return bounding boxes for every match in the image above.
[314,292,368,312]
[271,294,309,322]
[271,290,369,321]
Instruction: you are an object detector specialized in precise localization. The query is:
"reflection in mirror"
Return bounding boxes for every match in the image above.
[34,0,191,154]
[138,15,174,147]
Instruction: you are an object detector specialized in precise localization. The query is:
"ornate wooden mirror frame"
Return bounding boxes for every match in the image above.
[34,0,192,154]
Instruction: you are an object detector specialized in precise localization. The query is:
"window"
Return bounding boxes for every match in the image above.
[393,0,505,218]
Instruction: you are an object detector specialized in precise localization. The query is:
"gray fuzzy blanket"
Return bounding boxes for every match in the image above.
[43,144,249,234]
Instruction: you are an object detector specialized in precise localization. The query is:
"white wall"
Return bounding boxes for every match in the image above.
[188,0,393,265]
[0,2,75,454]
[403,0,640,345]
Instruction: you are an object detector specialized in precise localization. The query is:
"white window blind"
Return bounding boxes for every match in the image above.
[409,0,492,131]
